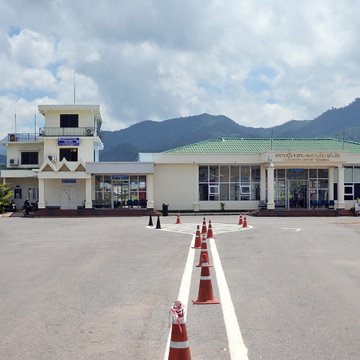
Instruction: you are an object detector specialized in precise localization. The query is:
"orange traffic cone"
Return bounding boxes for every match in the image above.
[201,217,207,235]
[193,253,220,305]
[207,220,214,239]
[196,232,211,267]
[239,214,243,226]
[192,225,201,249]
[168,301,192,360]
[243,215,247,228]
[176,212,181,224]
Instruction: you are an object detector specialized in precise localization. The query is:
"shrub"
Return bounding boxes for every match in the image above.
[0,183,13,213]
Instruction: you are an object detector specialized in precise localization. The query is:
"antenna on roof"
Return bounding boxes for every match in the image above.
[73,71,76,105]
[34,112,37,141]
[14,108,17,135]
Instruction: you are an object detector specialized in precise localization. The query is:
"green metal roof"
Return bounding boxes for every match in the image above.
[164,138,360,154]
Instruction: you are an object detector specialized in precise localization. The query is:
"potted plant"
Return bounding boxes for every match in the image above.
[355,198,360,216]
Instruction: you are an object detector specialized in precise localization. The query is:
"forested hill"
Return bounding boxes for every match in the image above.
[99,98,360,161]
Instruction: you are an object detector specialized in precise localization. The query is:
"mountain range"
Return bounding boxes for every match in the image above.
[99,98,360,161]
[0,98,359,164]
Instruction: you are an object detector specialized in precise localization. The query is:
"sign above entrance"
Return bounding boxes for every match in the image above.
[58,137,80,146]
[274,152,340,162]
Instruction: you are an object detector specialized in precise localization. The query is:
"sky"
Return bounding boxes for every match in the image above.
[1,0,360,139]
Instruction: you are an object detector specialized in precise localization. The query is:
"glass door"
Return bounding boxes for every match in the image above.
[288,180,308,208]
[112,175,129,208]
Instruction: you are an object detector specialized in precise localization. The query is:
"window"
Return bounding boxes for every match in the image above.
[344,184,353,200]
[209,185,219,194]
[21,152,38,165]
[199,166,208,182]
[198,165,260,201]
[241,166,250,182]
[95,175,147,208]
[60,114,79,128]
[345,167,353,183]
[59,148,78,161]
[14,188,22,199]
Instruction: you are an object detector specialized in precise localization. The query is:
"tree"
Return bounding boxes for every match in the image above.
[0,183,13,213]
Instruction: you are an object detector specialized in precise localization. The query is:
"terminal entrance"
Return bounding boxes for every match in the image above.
[112,177,129,207]
[288,180,308,208]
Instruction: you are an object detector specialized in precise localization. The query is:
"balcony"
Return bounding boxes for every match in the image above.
[7,133,40,142]
[39,127,96,137]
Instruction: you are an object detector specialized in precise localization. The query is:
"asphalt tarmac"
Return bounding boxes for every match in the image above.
[0,215,360,359]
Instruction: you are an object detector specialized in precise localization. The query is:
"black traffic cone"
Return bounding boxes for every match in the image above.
[148,214,153,226]
[156,215,161,229]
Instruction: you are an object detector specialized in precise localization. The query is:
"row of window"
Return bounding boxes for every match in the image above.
[199,165,360,202]
[95,175,147,206]
[199,165,261,201]
[16,149,79,165]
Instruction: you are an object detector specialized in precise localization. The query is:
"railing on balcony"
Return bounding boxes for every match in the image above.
[39,127,96,137]
[7,133,39,142]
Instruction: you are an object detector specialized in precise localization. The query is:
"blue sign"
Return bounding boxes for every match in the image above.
[61,179,77,184]
[58,137,80,146]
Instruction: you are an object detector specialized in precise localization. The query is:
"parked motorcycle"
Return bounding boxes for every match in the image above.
[31,200,39,211]
[5,200,16,212]
[23,200,31,217]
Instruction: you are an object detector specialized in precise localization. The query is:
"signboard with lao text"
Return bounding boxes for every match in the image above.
[58,137,80,146]
[274,152,341,162]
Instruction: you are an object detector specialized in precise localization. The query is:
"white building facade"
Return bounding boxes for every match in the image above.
[1,104,360,213]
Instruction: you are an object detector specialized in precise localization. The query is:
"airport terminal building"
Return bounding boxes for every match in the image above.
[1,104,360,212]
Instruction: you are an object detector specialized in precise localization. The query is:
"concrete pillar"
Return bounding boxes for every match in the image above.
[328,167,334,201]
[193,163,200,211]
[260,165,266,201]
[146,174,154,209]
[38,178,45,209]
[267,165,275,209]
[337,165,345,209]
[85,177,92,209]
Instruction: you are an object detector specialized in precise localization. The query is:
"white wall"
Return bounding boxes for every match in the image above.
[153,164,195,210]
[5,177,39,209]
[42,109,96,128]
[199,201,259,211]
[44,179,86,207]
[43,137,95,163]
[7,143,43,168]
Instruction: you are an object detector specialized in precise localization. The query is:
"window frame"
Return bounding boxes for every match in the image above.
[60,114,79,128]
[21,151,39,165]
[59,148,78,162]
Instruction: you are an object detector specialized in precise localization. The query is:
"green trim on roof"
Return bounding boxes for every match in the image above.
[164,138,360,154]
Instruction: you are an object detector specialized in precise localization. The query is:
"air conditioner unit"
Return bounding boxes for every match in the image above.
[85,127,94,136]
[48,154,57,162]
[9,159,18,166]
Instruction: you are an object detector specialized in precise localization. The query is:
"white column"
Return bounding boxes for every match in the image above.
[85,177,92,209]
[38,178,45,209]
[260,165,266,201]
[193,163,200,211]
[146,174,154,209]
[328,167,334,201]
[267,165,275,209]
[337,165,345,209]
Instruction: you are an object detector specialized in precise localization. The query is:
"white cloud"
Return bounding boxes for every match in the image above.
[9,29,56,68]
[0,0,360,140]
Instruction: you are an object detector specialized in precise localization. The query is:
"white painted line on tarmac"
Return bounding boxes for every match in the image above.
[163,234,196,360]
[210,237,249,360]
[281,227,302,232]
[148,223,254,235]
